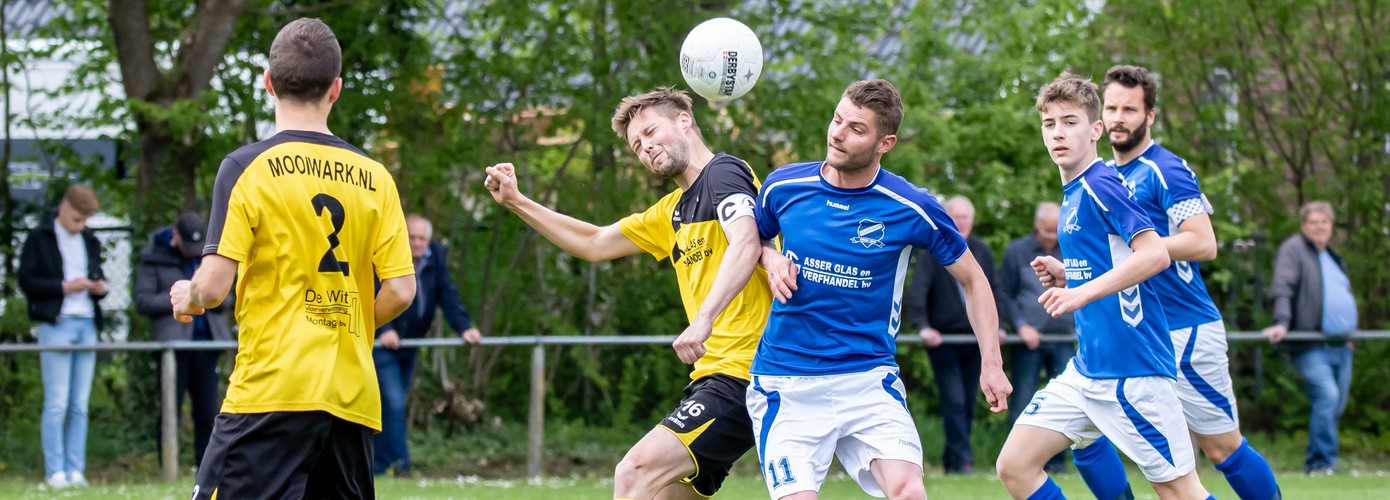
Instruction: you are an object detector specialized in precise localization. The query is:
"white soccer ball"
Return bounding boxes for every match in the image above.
[679,18,763,103]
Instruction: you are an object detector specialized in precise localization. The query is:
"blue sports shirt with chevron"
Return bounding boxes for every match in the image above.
[1060,159,1175,379]
[1108,142,1222,330]
[752,162,966,377]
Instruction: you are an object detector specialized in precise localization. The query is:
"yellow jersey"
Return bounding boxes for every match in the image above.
[619,153,771,381]
[204,130,413,431]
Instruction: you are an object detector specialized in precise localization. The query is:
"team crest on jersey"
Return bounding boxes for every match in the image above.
[851,219,886,248]
[1062,206,1082,234]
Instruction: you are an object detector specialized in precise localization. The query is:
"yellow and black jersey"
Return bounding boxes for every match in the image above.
[204,130,413,431]
[619,153,771,381]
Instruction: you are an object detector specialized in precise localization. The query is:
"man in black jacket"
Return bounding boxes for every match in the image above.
[905,195,1007,475]
[372,215,481,476]
[18,184,108,489]
[133,211,233,466]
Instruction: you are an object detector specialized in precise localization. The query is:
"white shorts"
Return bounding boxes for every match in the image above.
[746,366,922,498]
[1171,320,1240,435]
[1015,361,1196,483]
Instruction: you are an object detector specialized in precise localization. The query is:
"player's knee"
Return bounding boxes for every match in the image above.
[614,451,657,484]
[881,476,926,500]
[995,454,1023,484]
[1196,431,1242,464]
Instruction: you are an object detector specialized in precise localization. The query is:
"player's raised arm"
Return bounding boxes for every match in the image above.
[484,163,641,262]
[943,250,1012,413]
[1039,229,1169,318]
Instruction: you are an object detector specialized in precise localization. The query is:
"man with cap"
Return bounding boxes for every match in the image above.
[133,211,234,467]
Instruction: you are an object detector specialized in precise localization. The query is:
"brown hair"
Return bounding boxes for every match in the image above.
[610,87,699,142]
[63,184,99,216]
[843,79,903,137]
[1035,71,1101,122]
[268,18,341,103]
[1102,65,1158,111]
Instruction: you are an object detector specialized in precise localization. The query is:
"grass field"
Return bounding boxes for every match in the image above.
[3,465,1388,499]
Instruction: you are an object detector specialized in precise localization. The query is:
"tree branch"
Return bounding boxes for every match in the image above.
[107,0,161,101]
[172,0,246,98]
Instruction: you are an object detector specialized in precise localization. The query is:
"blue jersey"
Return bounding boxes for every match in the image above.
[1060,160,1175,379]
[1109,142,1222,330]
[752,162,967,376]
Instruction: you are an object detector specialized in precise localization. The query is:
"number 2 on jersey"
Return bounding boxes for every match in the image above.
[312,193,350,276]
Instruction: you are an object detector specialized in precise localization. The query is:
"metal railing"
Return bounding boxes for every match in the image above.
[1,330,1386,482]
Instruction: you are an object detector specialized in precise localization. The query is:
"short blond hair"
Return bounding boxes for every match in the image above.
[1036,71,1101,122]
[610,87,699,142]
[63,184,99,216]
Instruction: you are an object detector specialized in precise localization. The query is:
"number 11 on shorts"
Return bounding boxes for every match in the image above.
[766,456,796,487]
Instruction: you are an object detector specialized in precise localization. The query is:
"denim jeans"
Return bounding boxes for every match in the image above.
[38,316,98,477]
[1292,344,1353,471]
[925,344,980,472]
[373,347,418,475]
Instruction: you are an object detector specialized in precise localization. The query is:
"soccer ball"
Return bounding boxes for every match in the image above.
[679,18,763,103]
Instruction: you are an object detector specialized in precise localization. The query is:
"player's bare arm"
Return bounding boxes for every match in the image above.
[1030,255,1065,289]
[1163,211,1218,262]
[1040,229,1169,318]
[171,254,237,323]
[671,215,761,364]
[484,162,642,262]
[759,239,797,303]
[944,250,1012,413]
[375,275,416,328]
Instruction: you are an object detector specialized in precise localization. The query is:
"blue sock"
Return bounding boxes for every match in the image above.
[1073,436,1135,500]
[1214,438,1281,500]
[1027,475,1066,500]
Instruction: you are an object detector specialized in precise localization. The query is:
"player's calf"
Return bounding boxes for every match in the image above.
[613,428,695,500]
[996,425,1072,499]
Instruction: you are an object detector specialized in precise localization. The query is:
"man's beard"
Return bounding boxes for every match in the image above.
[826,143,876,173]
[650,144,690,179]
[1110,119,1149,154]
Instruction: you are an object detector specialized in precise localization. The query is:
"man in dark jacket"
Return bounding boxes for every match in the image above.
[373,215,481,476]
[133,212,233,466]
[905,195,1007,475]
[1263,201,1358,474]
[18,184,108,489]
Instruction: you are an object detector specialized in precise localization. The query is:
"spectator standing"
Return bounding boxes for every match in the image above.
[19,184,109,489]
[905,195,1007,475]
[1263,201,1357,475]
[373,214,482,477]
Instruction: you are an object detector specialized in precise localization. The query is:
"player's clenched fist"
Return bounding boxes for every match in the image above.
[979,366,1012,413]
[169,279,205,323]
[1030,255,1065,289]
[483,163,520,205]
[1038,286,1089,318]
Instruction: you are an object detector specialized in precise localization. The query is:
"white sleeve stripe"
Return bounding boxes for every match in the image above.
[1078,178,1109,211]
[871,185,938,230]
[1137,157,1169,189]
[759,176,819,209]
[1167,196,1212,226]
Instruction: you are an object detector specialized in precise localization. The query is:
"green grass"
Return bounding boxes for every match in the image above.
[3,465,1389,499]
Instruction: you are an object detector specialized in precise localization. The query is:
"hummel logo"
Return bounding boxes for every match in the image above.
[826,200,848,210]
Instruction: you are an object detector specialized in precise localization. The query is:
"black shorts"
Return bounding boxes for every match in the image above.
[193,411,374,500]
[657,373,756,496]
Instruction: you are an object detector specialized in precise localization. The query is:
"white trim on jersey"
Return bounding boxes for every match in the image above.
[870,185,939,230]
[1109,233,1144,327]
[1078,177,1109,211]
[759,176,820,209]
[889,246,912,335]
[1137,157,1170,190]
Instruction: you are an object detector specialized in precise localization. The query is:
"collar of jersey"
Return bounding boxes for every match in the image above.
[817,161,884,193]
[1064,158,1108,189]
